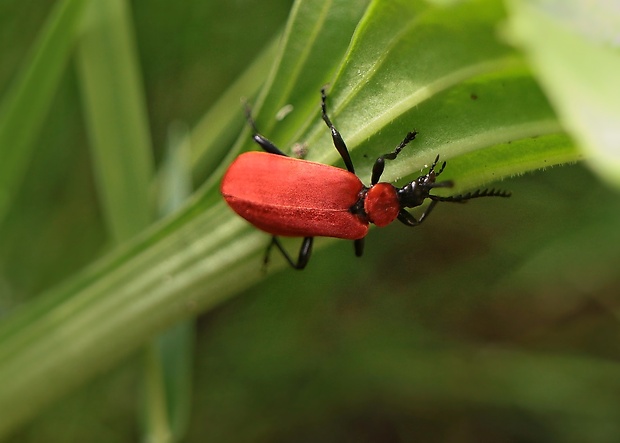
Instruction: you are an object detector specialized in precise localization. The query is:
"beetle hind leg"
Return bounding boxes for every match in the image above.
[264,236,313,270]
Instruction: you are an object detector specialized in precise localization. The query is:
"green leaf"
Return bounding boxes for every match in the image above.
[235,0,575,189]
[505,0,620,186]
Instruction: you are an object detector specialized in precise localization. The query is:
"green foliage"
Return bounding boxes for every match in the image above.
[0,0,619,441]
[505,0,620,186]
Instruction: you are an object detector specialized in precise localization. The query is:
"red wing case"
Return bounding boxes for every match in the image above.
[221,152,368,239]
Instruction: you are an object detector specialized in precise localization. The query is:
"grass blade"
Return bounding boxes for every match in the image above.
[75,0,155,241]
[0,0,87,227]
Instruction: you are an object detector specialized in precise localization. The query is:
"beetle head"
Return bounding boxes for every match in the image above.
[397,155,453,209]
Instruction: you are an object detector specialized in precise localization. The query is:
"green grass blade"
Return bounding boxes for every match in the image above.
[142,124,195,443]
[0,0,87,227]
[75,0,155,241]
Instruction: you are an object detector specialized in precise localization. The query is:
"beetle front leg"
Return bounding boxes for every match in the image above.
[397,200,438,227]
[264,236,313,270]
[321,88,356,174]
[244,102,288,156]
[371,131,418,185]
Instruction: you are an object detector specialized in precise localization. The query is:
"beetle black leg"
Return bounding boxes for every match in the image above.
[321,88,356,174]
[397,200,438,227]
[371,131,418,185]
[354,238,365,257]
[244,102,288,156]
[264,236,313,270]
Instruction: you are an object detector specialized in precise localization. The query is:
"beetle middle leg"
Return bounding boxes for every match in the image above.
[264,236,313,270]
[354,238,365,257]
[244,102,288,157]
[396,201,439,227]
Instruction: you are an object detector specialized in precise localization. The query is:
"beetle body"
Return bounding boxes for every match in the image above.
[221,89,510,270]
[222,151,368,239]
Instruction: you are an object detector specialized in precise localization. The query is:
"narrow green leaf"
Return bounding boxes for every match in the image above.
[142,346,171,443]
[160,122,193,218]
[0,0,87,227]
[75,0,155,241]
[142,123,195,443]
[143,322,195,443]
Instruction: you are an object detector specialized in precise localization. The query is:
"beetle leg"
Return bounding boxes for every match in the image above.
[396,200,438,227]
[244,102,288,156]
[264,236,313,270]
[371,131,418,185]
[320,88,356,174]
[354,238,365,257]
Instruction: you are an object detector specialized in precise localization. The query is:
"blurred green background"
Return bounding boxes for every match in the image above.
[2,0,620,442]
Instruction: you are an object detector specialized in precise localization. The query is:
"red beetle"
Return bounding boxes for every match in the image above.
[221,89,510,269]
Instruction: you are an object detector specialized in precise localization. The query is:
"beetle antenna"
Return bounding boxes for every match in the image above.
[426,155,447,176]
[431,188,511,203]
[435,160,447,176]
